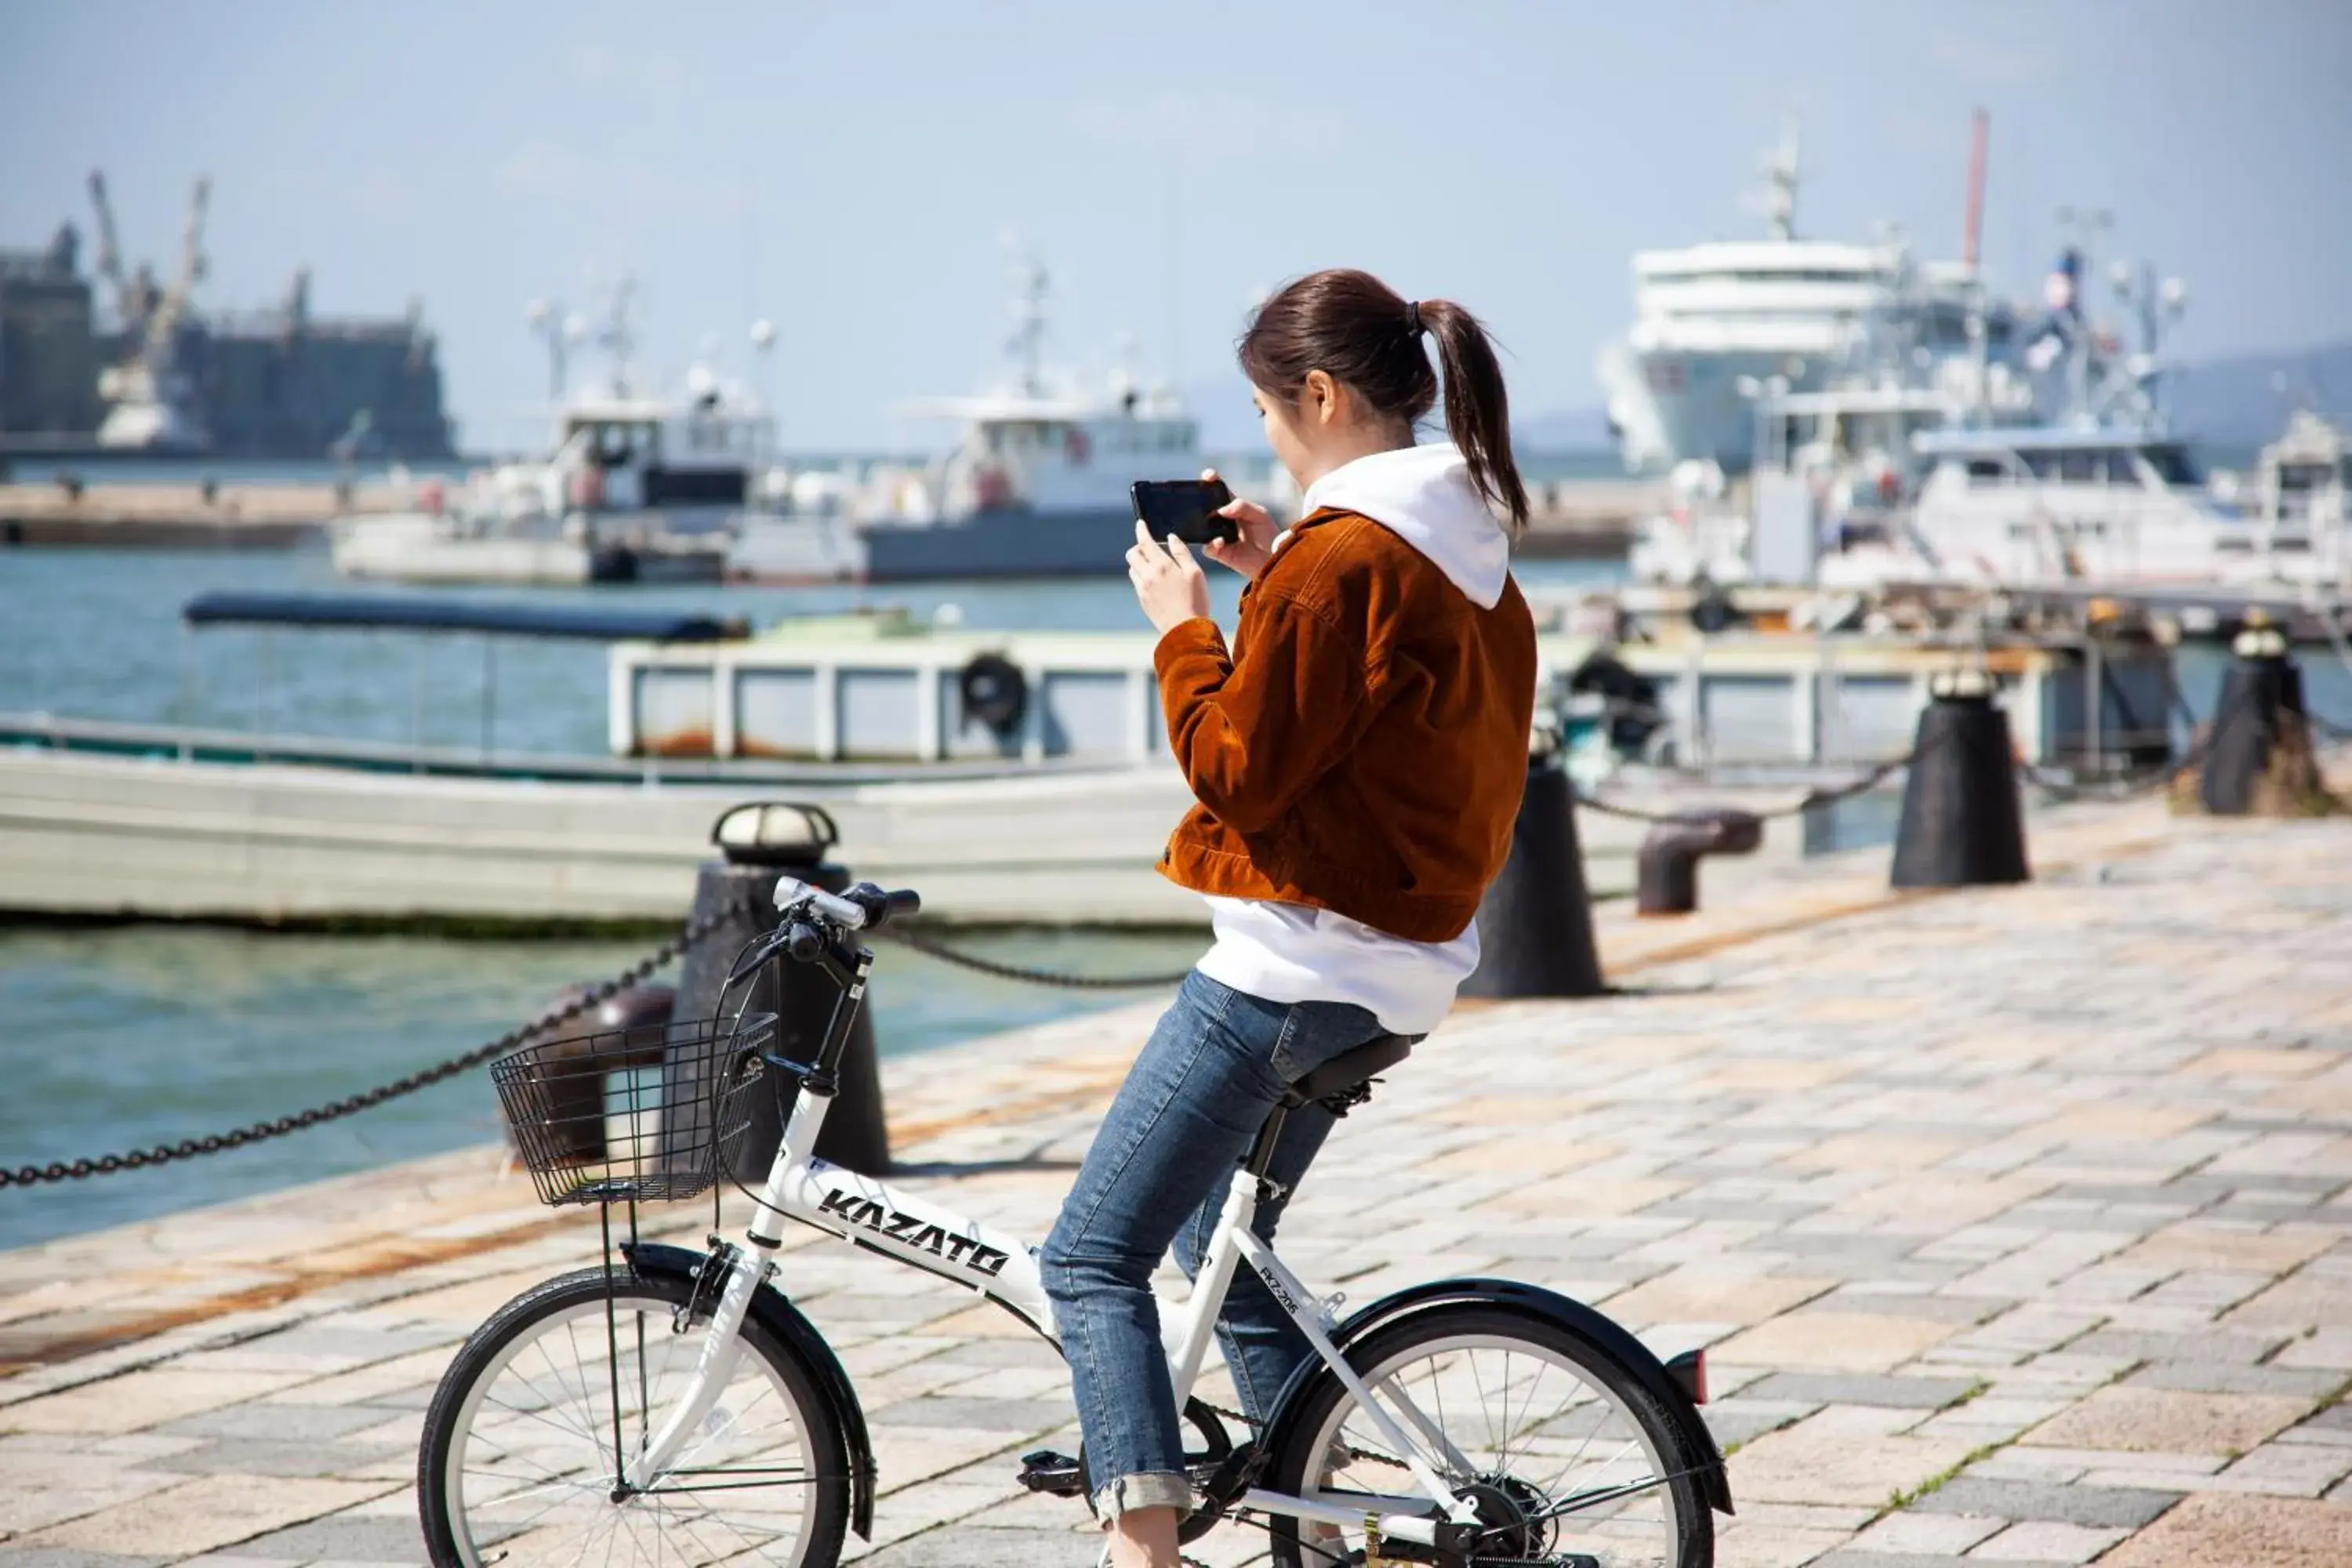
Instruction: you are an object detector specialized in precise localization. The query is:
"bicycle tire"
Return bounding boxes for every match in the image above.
[1261,1304,1713,1568]
[417,1265,851,1568]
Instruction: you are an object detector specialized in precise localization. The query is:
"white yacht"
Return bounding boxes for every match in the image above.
[1598,126,2031,474]
[733,252,1203,583]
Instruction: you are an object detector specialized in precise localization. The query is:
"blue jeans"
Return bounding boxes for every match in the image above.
[1039,971,1389,1517]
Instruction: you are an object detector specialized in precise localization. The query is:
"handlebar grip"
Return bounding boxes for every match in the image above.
[841,881,922,930]
[785,921,824,962]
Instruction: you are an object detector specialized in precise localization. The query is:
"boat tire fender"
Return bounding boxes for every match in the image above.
[959,652,1028,739]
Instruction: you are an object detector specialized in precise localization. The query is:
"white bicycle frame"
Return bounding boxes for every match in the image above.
[620,909,1483,1544]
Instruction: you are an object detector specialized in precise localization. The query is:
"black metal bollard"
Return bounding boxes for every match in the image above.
[666,802,891,1177]
[1636,809,1763,916]
[1463,741,1605,999]
[2198,622,2310,816]
[1889,668,2031,888]
[502,984,677,1167]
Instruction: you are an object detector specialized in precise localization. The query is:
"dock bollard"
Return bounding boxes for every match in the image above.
[1889,667,2031,888]
[1461,738,1605,999]
[2196,621,2328,816]
[504,985,677,1167]
[667,803,891,1175]
[1636,809,1763,916]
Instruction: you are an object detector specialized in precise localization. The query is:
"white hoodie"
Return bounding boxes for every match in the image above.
[1193,441,1509,1035]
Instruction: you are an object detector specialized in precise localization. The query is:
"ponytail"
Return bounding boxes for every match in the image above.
[1419,299,1528,537]
[1238,268,1530,539]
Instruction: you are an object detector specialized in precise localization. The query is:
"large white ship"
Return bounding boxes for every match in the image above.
[1598,125,2031,474]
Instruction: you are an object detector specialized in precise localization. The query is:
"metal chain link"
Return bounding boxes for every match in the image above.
[2013,674,2304,803]
[0,897,752,1189]
[1572,741,1924,827]
[876,924,1192,989]
[2016,730,2214,803]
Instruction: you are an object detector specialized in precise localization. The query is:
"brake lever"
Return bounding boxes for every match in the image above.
[724,925,794,989]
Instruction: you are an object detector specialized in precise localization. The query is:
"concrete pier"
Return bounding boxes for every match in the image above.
[2,779,2349,1564]
[0,481,401,547]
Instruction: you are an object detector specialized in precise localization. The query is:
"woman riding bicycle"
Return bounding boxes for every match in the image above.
[1040,268,1538,1568]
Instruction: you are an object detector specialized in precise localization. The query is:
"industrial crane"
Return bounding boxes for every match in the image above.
[89,169,212,450]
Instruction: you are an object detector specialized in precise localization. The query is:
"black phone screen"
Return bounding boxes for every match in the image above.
[1130,478,1239,546]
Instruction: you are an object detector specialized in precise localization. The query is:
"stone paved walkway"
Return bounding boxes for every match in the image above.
[4,792,2351,1566]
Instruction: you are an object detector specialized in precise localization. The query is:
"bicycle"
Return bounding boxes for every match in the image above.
[416,876,1733,1568]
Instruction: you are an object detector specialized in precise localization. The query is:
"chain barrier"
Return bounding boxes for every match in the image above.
[2016,735,2211,804]
[876,924,1192,989]
[2013,676,2275,804]
[1570,742,1923,827]
[0,898,750,1190]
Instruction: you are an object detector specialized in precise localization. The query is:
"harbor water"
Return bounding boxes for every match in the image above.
[7,545,2350,1253]
[0,544,1620,1253]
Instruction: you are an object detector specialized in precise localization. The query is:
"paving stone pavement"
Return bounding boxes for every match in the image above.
[3,793,2350,1566]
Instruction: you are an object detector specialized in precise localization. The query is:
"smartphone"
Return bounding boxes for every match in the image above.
[1130,477,1239,546]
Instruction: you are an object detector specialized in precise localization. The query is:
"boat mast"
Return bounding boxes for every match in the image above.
[1004,245,1048,398]
[2054,205,2112,425]
[1762,121,1800,242]
[1965,110,1991,424]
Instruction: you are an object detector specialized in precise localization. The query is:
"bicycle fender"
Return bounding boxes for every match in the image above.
[621,1242,877,1540]
[1262,1276,1733,1518]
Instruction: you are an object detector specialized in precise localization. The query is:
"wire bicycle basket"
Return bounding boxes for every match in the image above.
[492,1011,777,1208]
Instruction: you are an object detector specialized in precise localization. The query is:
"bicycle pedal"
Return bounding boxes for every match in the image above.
[1014,1448,1087,1498]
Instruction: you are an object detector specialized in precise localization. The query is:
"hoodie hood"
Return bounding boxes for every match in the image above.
[1294,442,1510,608]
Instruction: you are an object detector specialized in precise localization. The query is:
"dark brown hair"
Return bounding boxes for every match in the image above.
[1238,267,1528,535]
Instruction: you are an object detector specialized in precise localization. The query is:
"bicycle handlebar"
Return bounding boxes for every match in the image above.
[771,877,921,931]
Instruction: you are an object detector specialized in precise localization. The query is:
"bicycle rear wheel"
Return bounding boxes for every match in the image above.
[418,1267,849,1568]
[1263,1305,1712,1568]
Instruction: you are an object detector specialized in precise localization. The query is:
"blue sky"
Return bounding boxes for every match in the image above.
[4,1,2347,452]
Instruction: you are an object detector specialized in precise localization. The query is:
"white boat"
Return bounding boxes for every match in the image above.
[332,283,764,586]
[0,584,2177,927]
[733,250,1204,583]
[1598,123,2036,475]
[331,385,761,586]
[2244,409,2352,581]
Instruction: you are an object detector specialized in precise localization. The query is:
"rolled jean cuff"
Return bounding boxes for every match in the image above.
[1092,1469,1192,1520]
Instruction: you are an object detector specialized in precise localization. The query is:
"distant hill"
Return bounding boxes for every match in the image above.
[2167,340,2352,448]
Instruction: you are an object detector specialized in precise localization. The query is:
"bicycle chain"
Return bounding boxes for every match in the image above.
[1196,1399,1409,1475]
[0,897,751,1189]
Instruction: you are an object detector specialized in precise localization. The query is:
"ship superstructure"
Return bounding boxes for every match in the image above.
[1598,124,2031,475]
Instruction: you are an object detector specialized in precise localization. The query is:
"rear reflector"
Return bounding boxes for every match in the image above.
[1664,1347,1708,1405]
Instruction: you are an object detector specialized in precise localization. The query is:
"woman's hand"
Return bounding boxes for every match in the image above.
[1127,517,1210,635]
[1198,466,1277,579]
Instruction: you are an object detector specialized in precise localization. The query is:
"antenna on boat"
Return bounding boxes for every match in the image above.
[1762,119,1801,241]
[2053,205,2113,425]
[2109,259,2187,434]
[1000,230,1049,398]
[604,273,639,398]
[1962,108,1988,275]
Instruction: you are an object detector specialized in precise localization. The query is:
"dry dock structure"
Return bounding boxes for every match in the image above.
[4,780,2351,1564]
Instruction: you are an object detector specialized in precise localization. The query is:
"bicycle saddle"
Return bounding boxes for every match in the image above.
[1282,1033,1417,1109]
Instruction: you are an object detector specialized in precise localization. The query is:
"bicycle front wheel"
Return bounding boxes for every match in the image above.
[418,1266,850,1568]
[1263,1305,1713,1568]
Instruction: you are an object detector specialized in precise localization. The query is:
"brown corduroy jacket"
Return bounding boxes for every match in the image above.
[1152,508,1537,943]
